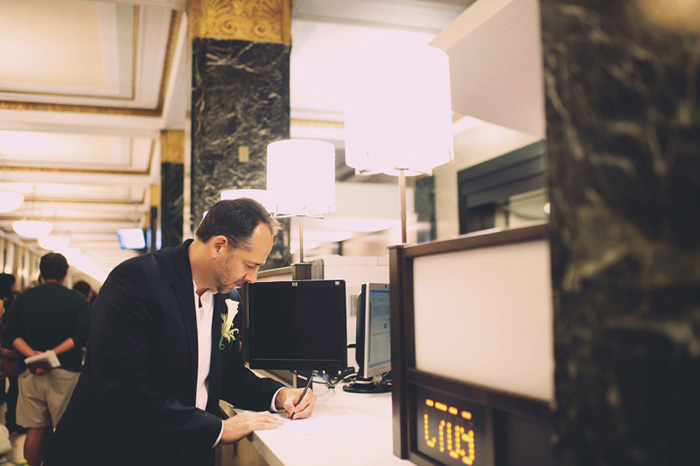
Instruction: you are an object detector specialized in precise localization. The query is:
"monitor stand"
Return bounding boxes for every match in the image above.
[343,376,391,394]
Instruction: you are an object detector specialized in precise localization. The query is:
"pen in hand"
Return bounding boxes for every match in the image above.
[291,374,313,420]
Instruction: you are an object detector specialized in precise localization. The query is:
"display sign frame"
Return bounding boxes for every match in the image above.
[388,224,554,466]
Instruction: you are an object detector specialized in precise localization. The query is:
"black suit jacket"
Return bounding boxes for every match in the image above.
[48,240,284,466]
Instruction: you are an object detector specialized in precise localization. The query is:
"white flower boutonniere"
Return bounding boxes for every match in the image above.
[219,299,240,350]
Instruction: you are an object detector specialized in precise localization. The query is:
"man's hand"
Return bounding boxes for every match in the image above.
[219,411,284,444]
[15,343,50,375]
[275,387,316,420]
[28,350,51,375]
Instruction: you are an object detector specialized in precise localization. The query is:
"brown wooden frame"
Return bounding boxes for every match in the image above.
[389,224,552,465]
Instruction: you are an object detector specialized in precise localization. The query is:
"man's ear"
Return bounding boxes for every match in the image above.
[210,235,229,257]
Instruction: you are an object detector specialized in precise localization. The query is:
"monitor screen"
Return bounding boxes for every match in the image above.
[116,228,146,250]
[243,279,347,372]
[364,283,391,378]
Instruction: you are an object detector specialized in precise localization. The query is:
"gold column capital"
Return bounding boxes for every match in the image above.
[160,129,185,164]
[150,184,160,208]
[188,0,291,45]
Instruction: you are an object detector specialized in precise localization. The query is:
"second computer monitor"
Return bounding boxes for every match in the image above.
[359,282,391,379]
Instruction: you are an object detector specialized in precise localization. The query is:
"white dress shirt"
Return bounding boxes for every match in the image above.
[193,281,215,411]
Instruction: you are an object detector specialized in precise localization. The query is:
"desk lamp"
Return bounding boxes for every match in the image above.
[267,139,336,263]
[344,45,454,243]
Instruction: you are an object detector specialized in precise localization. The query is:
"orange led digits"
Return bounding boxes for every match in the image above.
[449,425,464,460]
[424,413,436,447]
[423,397,476,465]
[462,430,475,465]
[447,422,453,452]
[439,420,445,452]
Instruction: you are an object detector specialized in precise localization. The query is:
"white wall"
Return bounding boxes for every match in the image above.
[413,236,553,402]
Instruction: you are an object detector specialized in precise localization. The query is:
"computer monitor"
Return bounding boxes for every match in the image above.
[343,283,391,393]
[116,228,146,250]
[243,279,347,372]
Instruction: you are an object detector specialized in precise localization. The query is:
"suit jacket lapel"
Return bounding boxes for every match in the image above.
[171,240,199,393]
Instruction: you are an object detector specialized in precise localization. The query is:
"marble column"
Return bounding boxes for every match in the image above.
[188,0,291,269]
[541,2,700,464]
[415,176,435,243]
[148,184,159,252]
[160,130,184,248]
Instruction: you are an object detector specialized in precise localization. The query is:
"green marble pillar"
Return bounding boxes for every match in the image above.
[542,2,700,464]
[188,0,291,269]
[160,130,184,249]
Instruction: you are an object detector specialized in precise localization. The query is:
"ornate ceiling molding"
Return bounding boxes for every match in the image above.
[0,10,182,117]
[188,0,291,45]
[2,138,155,175]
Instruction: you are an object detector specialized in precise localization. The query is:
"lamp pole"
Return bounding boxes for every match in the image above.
[398,168,407,244]
[298,215,305,263]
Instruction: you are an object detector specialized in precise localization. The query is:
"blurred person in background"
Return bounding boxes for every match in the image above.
[71,281,94,306]
[0,273,23,434]
[0,274,16,400]
[2,254,90,466]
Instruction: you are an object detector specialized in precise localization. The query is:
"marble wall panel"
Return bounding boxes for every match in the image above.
[191,38,291,268]
[415,175,435,243]
[161,161,184,249]
[542,1,700,464]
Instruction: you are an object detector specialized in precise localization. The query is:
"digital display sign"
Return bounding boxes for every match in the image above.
[415,386,491,466]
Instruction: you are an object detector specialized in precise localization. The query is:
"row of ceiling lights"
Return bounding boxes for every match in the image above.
[0,196,106,281]
[0,189,55,238]
[0,183,106,279]
[2,44,453,269]
[0,191,106,281]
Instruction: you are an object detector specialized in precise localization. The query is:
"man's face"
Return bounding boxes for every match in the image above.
[211,223,273,293]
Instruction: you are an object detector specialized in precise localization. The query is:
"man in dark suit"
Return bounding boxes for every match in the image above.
[47,199,315,466]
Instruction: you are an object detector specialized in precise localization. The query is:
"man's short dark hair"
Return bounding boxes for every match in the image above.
[195,199,280,250]
[40,253,69,281]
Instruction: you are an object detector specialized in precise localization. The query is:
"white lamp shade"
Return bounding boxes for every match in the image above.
[0,191,24,213]
[38,235,70,251]
[12,220,53,238]
[220,189,275,212]
[344,46,454,175]
[267,139,336,216]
